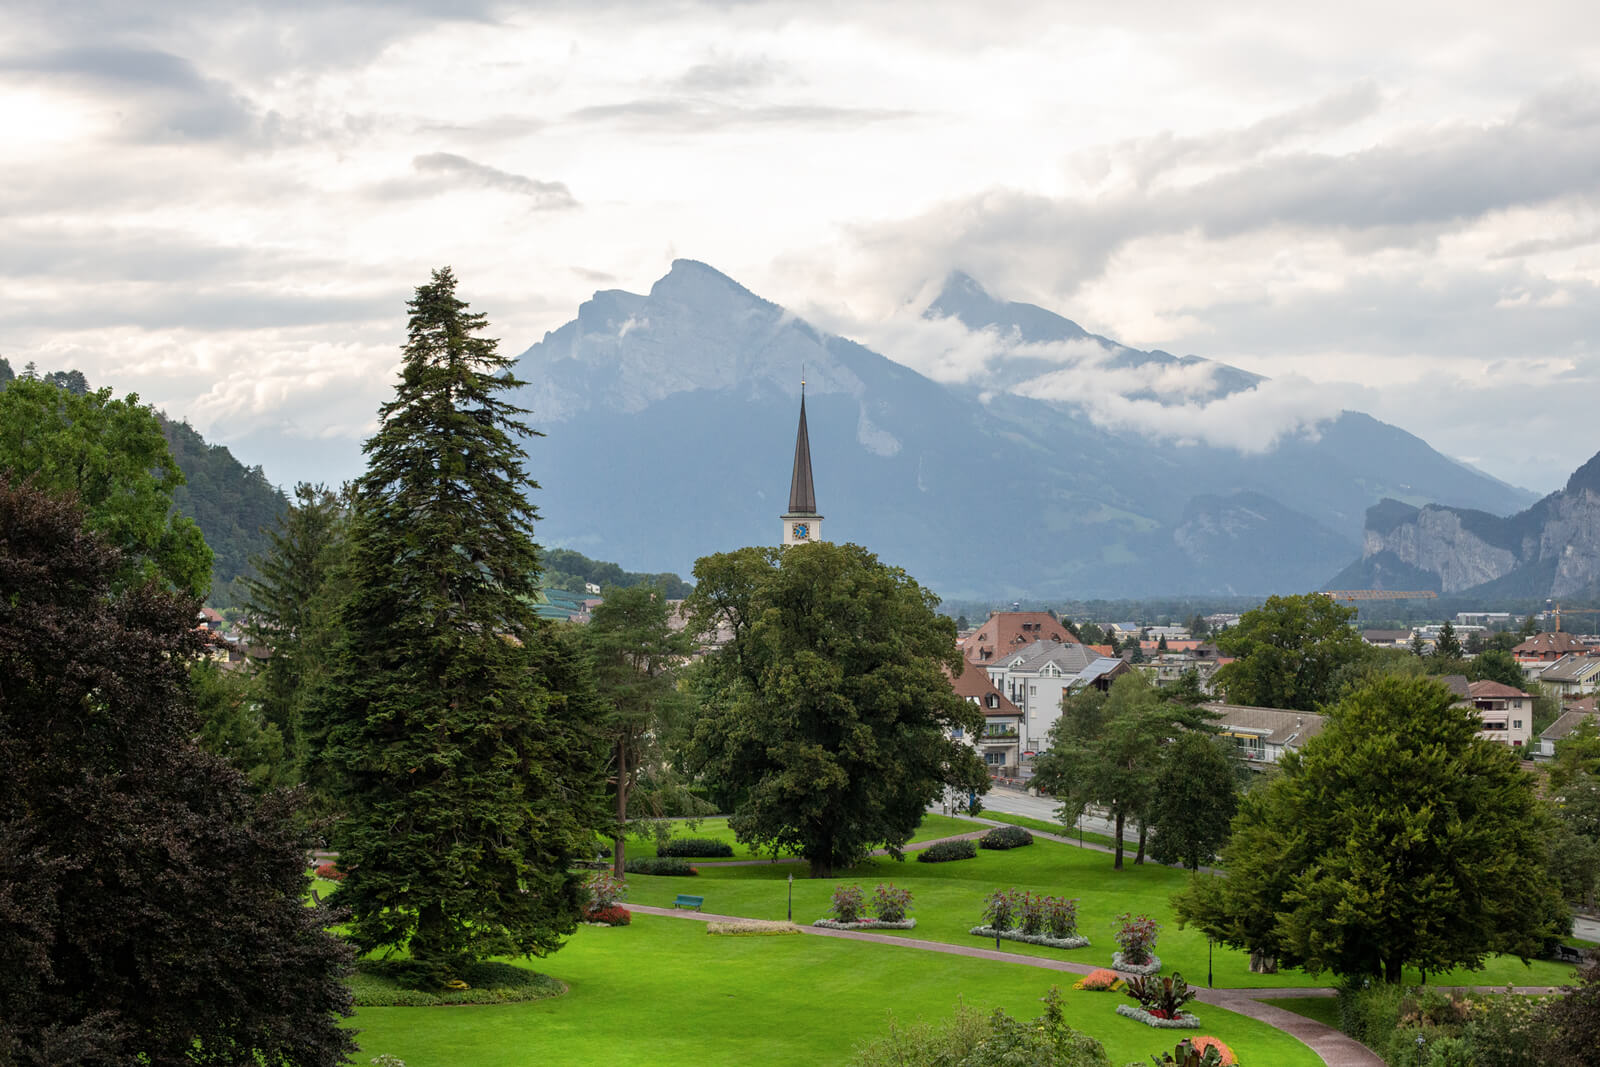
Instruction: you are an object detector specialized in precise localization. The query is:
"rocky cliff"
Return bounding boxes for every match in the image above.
[1330,452,1600,597]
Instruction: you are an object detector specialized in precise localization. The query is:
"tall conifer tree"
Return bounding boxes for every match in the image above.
[312,268,606,982]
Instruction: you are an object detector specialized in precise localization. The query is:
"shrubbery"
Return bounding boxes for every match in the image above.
[584,906,632,927]
[979,825,1034,850]
[657,838,734,858]
[917,839,977,863]
[624,857,698,876]
[850,987,1109,1067]
[1124,973,1198,1021]
[828,884,865,923]
[1335,977,1576,1066]
[817,883,915,927]
[872,883,913,923]
[313,861,346,881]
[1114,912,1160,965]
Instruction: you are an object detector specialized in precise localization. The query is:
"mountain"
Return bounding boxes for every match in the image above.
[507,260,1536,599]
[1329,451,1600,599]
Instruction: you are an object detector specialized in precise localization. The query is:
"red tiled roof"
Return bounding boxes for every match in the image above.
[962,611,1080,663]
[1514,632,1590,657]
[945,662,1021,717]
[1468,679,1532,699]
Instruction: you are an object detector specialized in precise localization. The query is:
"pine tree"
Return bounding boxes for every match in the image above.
[311,268,607,983]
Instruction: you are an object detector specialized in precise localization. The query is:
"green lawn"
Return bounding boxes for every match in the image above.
[1261,995,1341,1028]
[350,913,1322,1066]
[620,833,1579,991]
[618,813,976,863]
[980,810,1123,851]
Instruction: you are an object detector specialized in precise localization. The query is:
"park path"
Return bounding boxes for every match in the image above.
[629,904,1564,1067]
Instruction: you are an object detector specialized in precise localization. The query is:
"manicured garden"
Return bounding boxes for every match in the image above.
[618,818,1579,990]
[349,913,1321,1066]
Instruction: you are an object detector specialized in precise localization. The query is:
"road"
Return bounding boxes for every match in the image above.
[942,783,1142,844]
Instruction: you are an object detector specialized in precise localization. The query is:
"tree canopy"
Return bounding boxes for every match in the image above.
[1175,674,1562,983]
[1147,730,1240,872]
[0,479,353,1065]
[683,542,987,877]
[310,268,607,981]
[1212,593,1366,710]
[0,376,211,594]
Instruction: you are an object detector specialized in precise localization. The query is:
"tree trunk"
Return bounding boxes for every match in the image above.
[1113,810,1125,869]
[809,857,832,878]
[1135,820,1147,865]
[612,739,628,878]
[1384,958,1403,984]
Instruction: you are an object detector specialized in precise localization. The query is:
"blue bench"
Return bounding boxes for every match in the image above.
[673,894,705,911]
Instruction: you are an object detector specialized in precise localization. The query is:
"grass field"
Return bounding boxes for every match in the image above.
[619,821,1579,991]
[350,914,1323,1066]
[1260,995,1342,1028]
[980,810,1123,851]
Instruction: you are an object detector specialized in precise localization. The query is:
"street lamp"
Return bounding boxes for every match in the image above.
[1208,936,1213,989]
[787,873,794,922]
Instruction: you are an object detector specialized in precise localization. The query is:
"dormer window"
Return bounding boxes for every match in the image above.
[986,694,998,708]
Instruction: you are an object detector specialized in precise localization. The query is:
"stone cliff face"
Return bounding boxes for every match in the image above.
[1335,459,1600,597]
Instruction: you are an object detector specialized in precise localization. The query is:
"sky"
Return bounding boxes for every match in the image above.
[4,0,1599,495]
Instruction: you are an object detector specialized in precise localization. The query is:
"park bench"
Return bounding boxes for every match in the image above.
[672,894,705,911]
[1554,943,1588,964]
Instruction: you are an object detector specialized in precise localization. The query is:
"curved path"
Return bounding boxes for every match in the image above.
[633,903,1564,1066]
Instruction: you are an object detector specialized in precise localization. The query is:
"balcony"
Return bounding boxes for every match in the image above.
[983,728,1019,740]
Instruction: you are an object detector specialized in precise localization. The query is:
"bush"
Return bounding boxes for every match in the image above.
[1113,912,1160,965]
[828,884,866,923]
[313,861,346,881]
[1073,969,1122,992]
[583,872,626,911]
[981,888,1019,931]
[624,857,698,876]
[583,905,631,927]
[979,825,1034,850]
[657,837,734,858]
[1337,979,1405,1049]
[850,987,1109,1067]
[917,838,977,863]
[1018,891,1048,936]
[873,883,913,923]
[1149,1038,1228,1066]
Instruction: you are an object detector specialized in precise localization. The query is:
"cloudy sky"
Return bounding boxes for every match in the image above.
[5,0,1599,494]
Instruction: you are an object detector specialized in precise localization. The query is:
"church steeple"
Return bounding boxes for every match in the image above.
[781,382,823,546]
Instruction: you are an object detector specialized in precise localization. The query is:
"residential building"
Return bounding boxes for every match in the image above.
[1361,629,1413,648]
[947,661,1023,776]
[1538,707,1599,759]
[1463,679,1535,749]
[1514,631,1591,664]
[1535,654,1600,699]
[1203,702,1326,766]
[980,639,1129,757]
[961,611,1079,664]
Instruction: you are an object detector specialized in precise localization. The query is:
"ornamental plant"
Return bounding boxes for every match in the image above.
[981,888,1019,930]
[314,862,346,882]
[1045,895,1080,939]
[828,883,865,923]
[583,872,627,911]
[1149,1037,1226,1066]
[1018,891,1048,936]
[1073,969,1123,991]
[1125,973,1197,1020]
[872,883,913,923]
[1115,912,1161,964]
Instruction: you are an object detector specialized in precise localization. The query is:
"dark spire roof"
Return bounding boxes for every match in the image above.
[788,388,816,515]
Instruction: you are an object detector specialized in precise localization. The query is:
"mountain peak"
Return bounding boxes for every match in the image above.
[1567,450,1600,495]
[924,271,1091,343]
[650,258,775,316]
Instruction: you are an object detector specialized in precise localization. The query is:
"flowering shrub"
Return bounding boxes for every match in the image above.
[584,872,627,911]
[1073,968,1123,991]
[585,905,632,927]
[1189,1036,1236,1065]
[1045,896,1079,939]
[828,883,865,923]
[978,825,1034,849]
[1114,912,1161,965]
[314,862,346,882]
[981,888,1019,931]
[872,883,913,923]
[916,839,977,862]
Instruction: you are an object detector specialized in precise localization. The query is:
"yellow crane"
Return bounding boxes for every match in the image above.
[1546,602,1600,632]
[1320,590,1439,602]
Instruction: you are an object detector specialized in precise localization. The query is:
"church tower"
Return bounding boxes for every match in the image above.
[781,384,823,546]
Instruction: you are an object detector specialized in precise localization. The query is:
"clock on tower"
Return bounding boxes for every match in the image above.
[780,383,824,546]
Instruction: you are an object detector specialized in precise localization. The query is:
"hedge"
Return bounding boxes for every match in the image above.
[657,838,735,858]
[916,839,977,863]
[979,825,1034,850]
[624,857,699,876]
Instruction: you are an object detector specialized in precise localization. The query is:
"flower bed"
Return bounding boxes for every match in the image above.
[1112,951,1162,975]
[1115,1004,1200,1028]
[968,925,1089,950]
[813,918,917,931]
[1073,968,1124,991]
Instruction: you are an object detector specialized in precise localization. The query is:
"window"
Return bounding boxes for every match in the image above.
[1029,685,1037,695]
[984,752,1006,766]
[1513,719,1523,729]
[986,694,998,708]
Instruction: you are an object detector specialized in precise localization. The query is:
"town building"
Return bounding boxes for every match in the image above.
[1534,654,1600,700]
[1538,706,1599,759]
[946,661,1023,776]
[1203,702,1326,766]
[780,383,823,547]
[961,611,1079,664]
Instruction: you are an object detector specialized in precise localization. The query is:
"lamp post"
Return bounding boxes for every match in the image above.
[787,873,793,922]
[1207,937,1213,989]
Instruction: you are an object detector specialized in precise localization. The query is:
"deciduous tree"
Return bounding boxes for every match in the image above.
[1147,731,1240,872]
[1175,674,1562,984]
[683,542,986,877]
[1213,594,1366,710]
[0,479,354,1065]
[310,268,607,982]
[0,377,210,594]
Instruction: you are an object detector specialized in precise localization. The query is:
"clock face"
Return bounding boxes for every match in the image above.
[792,523,809,540]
